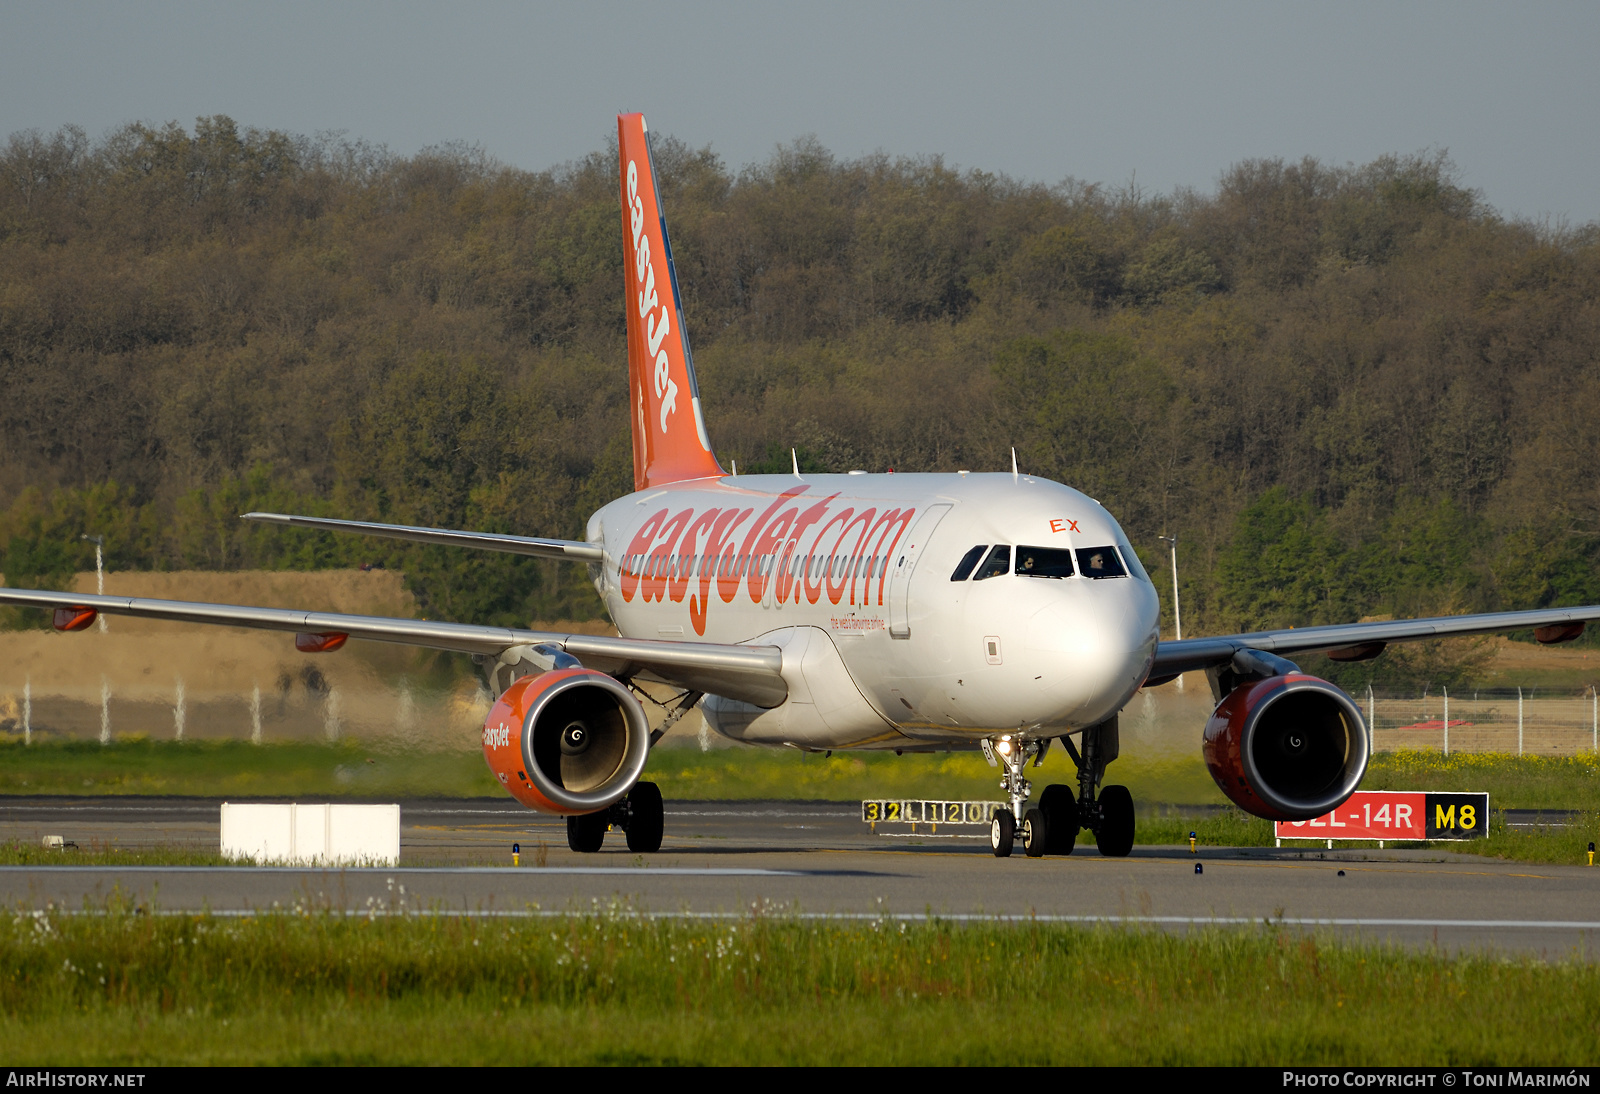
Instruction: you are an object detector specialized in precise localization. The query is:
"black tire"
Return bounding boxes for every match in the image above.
[990,808,1015,858]
[1022,808,1049,857]
[625,781,664,853]
[1095,784,1135,858]
[566,810,608,853]
[1039,783,1079,856]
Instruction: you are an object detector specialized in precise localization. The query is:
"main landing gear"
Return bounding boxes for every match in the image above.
[566,780,664,854]
[986,717,1134,859]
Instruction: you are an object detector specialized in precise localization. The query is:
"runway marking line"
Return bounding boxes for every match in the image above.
[1321,865,1563,881]
[18,908,1600,931]
[1201,862,1565,881]
[802,847,1575,882]
[0,865,805,877]
[410,824,561,833]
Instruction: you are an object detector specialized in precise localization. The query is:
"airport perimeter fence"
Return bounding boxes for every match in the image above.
[1365,686,1600,756]
[0,673,493,749]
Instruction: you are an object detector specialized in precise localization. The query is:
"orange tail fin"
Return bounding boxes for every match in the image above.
[618,113,724,492]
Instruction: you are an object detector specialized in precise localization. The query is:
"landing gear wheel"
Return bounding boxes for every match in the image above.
[566,810,608,853]
[625,781,664,853]
[1095,784,1135,858]
[990,809,1016,857]
[1022,808,1049,857]
[1039,783,1079,856]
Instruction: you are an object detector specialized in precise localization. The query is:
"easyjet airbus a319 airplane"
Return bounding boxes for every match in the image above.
[7,115,1600,858]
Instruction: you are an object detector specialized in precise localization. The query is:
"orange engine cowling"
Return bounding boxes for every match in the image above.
[481,668,651,815]
[1202,673,1370,822]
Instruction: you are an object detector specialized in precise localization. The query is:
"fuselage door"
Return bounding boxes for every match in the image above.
[888,503,952,639]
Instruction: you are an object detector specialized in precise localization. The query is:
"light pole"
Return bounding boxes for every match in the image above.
[79,534,106,632]
[1157,534,1183,690]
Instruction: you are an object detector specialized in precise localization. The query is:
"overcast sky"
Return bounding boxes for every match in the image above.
[4,2,1597,224]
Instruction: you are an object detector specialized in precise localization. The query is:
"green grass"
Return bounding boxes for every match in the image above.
[1447,811,1600,865]
[0,738,503,799]
[1137,808,1277,848]
[1,904,1595,1065]
[1364,750,1600,811]
[0,840,234,867]
[0,737,1224,805]
[8,740,1589,812]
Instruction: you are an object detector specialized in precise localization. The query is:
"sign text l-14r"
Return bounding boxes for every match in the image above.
[1274,791,1489,841]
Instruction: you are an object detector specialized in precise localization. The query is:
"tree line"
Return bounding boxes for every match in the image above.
[2,116,1598,683]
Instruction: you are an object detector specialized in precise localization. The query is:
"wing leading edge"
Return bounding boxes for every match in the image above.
[1150,605,1600,681]
[240,513,604,563]
[0,587,785,708]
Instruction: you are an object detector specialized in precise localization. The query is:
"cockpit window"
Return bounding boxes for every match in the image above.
[1118,541,1151,582]
[951,545,987,582]
[1013,546,1076,579]
[972,545,1011,580]
[1076,546,1128,579]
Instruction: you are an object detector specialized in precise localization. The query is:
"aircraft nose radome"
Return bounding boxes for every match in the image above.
[1024,591,1150,657]
[1025,590,1157,720]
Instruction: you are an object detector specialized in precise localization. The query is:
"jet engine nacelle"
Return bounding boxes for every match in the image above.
[1202,673,1370,822]
[481,668,650,815]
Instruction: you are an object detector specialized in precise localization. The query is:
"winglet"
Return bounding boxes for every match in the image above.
[618,113,725,493]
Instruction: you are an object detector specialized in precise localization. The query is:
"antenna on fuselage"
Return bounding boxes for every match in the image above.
[792,448,801,478]
[1011,447,1019,483]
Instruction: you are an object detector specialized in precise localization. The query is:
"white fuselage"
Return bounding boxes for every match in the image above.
[589,473,1161,750]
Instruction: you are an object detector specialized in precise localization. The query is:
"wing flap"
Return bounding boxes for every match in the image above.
[0,587,784,707]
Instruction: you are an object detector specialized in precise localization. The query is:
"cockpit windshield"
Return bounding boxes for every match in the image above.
[1118,541,1150,581]
[1076,546,1128,579]
[956,543,1132,581]
[950,545,987,582]
[1013,546,1075,578]
[972,545,1011,580]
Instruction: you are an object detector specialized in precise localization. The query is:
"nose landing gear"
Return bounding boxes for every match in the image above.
[990,809,1015,856]
[984,735,1037,856]
[985,716,1135,858]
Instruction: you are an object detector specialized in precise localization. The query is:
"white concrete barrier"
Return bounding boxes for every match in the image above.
[220,803,400,865]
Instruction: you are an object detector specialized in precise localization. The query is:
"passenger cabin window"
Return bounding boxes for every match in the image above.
[1076,546,1128,579]
[951,545,988,581]
[1014,546,1076,578]
[972,545,1011,580]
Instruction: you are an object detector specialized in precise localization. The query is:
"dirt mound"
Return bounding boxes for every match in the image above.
[67,569,416,628]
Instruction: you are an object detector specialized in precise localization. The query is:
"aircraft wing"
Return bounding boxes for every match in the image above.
[0,587,785,707]
[241,512,604,563]
[1149,605,1600,680]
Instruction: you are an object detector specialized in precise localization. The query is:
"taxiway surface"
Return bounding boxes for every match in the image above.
[1,797,1595,957]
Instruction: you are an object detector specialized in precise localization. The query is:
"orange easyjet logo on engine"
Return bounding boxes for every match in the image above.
[626,160,678,435]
